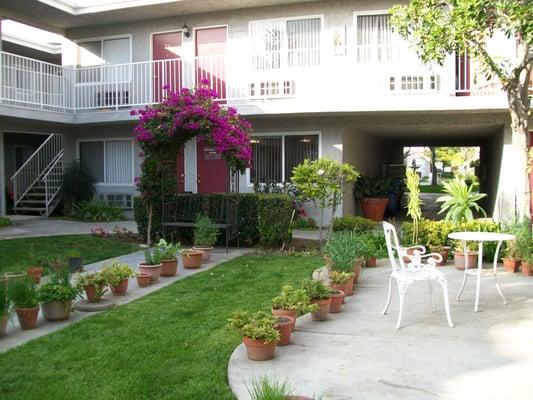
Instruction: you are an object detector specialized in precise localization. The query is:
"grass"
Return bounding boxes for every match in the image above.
[0,254,321,400]
[0,217,11,227]
[0,235,139,274]
[420,182,480,194]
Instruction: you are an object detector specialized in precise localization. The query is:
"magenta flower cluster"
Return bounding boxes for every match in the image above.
[131,81,252,172]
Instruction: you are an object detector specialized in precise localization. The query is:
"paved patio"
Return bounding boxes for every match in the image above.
[228,260,533,400]
[1,247,245,352]
[0,215,137,240]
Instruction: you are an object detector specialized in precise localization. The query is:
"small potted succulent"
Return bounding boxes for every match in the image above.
[100,260,135,296]
[193,215,219,263]
[139,248,163,282]
[0,281,12,337]
[181,249,204,269]
[75,271,108,303]
[300,279,334,321]
[271,285,317,332]
[136,272,151,287]
[39,264,79,321]
[66,249,84,273]
[8,276,40,330]
[157,239,180,277]
[328,289,344,313]
[228,310,280,361]
[329,270,353,303]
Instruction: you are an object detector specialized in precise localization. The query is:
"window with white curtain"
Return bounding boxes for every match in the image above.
[250,134,319,184]
[250,17,321,70]
[77,36,131,83]
[79,140,133,184]
[356,14,396,63]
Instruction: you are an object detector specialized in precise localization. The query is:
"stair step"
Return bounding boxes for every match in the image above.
[15,206,46,212]
[25,193,46,198]
[20,200,46,205]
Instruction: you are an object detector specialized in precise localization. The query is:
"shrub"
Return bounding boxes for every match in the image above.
[193,215,219,247]
[324,231,359,272]
[332,216,375,232]
[69,200,124,222]
[0,217,11,227]
[61,160,95,208]
[100,260,135,286]
[227,311,280,342]
[291,217,318,230]
[257,194,293,247]
[271,285,318,315]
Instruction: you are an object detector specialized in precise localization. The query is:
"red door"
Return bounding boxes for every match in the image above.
[195,27,227,100]
[196,141,227,193]
[455,52,471,96]
[152,31,182,102]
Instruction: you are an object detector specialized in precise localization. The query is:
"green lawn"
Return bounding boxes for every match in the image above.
[0,235,139,274]
[0,254,321,400]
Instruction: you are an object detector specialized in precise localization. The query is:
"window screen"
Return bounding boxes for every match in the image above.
[79,141,104,182]
[284,135,319,179]
[250,136,282,184]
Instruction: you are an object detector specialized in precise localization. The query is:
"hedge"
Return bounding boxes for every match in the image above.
[332,215,376,232]
[134,193,293,247]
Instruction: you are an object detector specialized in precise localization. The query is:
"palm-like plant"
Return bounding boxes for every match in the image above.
[436,178,487,222]
[405,169,422,244]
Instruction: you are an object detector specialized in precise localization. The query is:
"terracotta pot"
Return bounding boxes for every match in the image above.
[310,297,331,321]
[181,250,204,269]
[502,259,521,273]
[138,263,162,282]
[402,248,416,263]
[361,197,389,221]
[243,336,276,361]
[453,252,478,270]
[83,284,102,303]
[366,257,377,268]
[274,316,295,346]
[272,308,297,332]
[521,262,532,277]
[192,247,213,263]
[435,248,450,266]
[352,263,362,283]
[1,314,8,337]
[160,259,178,277]
[329,290,344,313]
[330,283,347,304]
[41,300,72,321]
[5,271,27,283]
[344,274,355,296]
[136,273,151,287]
[285,396,314,400]
[15,306,39,329]
[25,266,43,284]
[110,279,129,296]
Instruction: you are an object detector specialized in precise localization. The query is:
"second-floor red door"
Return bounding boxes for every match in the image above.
[195,27,227,100]
[152,31,182,102]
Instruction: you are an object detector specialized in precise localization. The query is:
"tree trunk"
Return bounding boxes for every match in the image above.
[146,203,153,246]
[430,146,438,185]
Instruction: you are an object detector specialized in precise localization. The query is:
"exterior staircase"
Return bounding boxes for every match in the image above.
[10,134,64,216]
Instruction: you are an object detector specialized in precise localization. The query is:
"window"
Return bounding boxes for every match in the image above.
[250,134,319,184]
[98,193,133,209]
[77,36,131,83]
[250,17,321,70]
[355,14,396,63]
[79,140,133,184]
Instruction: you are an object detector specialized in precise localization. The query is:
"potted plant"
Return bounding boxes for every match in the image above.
[453,242,478,270]
[0,281,12,337]
[328,289,344,313]
[271,285,318,332]
[502,240,521,273]
[136,272,151,287]
[8,276,39,330]
[436,178,487,222]
[274,315,295,346]
[429,246,451,266]
[39,264,79,321]
[75,271,108,302]
[247,376,314,400]
[516,229,532,276]
[353,176,392,221]
[300,279,334,321]
[66,249,83,273]
[502,221,530,273]
[355,233,378,268]
[323,231,357,294]
[228,310,280,361]
[521,254,533,276]
[139,248,163,282]
[329,270,352,303]
[100,260,135,296]
[26,247,44,284]
[181,249,204,269]
[156,239,180,277]
[193,215,219,263]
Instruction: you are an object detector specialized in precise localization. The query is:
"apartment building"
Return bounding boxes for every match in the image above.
[0,0,528,221]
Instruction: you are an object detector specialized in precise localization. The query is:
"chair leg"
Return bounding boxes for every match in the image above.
[382,275,393,315]
[428,280,435,313]
[396,281,409,330]
[456,270,468,301]
[438,278,454,328]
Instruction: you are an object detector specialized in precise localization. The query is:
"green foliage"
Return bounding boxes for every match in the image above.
[356,232,388,260]
[0,217,11,227]
[0,280,10,317]
[257,194,293,247]
[61,160,95,208]
[227,310,280,342]
[503,221,533,262]
[38,283,79,303]
[437,178,487,222]
[155,239,180,260]
[144,246,164,265]
[324,231,359,272]
[329,270,353,285]
[247,375,292,400]
[332,215,375,232]
[291,217,318,230]
[100,260,135,286]
[8,276,39,308]
[353,176,391,199]
[68,200,124,222]
[193,215,219,247]
[271,285,318,315]
[405,169,422,245]
[300,279,334,301]
[74,271,108,299]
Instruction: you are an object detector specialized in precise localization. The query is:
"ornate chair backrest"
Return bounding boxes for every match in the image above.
[382,221,407,274]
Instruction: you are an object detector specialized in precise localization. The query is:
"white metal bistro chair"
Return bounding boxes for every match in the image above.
[382,221,454,329]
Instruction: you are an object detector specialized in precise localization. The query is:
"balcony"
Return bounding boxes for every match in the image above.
[0,48,509,120]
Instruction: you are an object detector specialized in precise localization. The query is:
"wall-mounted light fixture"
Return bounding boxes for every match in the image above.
[182,24,191,38]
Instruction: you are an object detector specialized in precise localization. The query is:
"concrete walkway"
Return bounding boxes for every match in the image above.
[228,260,533,400]
[0,215,137,240]
[1,247,245,352]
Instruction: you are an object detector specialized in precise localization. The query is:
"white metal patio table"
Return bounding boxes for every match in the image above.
[448,231,515,312]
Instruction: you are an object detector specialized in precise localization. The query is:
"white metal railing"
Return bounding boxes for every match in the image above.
[0,49,507,114]
[454,52,501,96]
[10,133,63,207]
[42,151,64,216]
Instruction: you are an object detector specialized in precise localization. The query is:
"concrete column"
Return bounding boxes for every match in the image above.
[0,131,6,216]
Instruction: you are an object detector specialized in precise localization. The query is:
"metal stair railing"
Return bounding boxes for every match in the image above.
[42,151,64,216]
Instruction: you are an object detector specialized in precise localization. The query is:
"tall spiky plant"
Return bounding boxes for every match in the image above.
[405,169,422,245]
